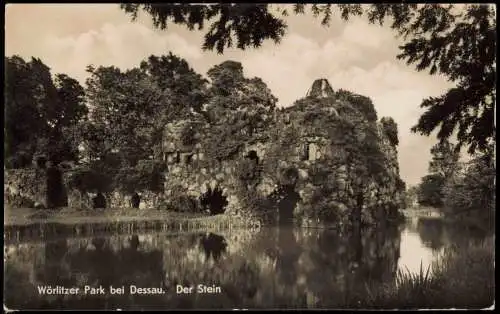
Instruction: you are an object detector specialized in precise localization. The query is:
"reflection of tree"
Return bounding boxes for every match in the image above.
[5,226,402,309]
[199,233,227,262]
[40,239,75,286]
[417,219,445,251]
[296,225,401,308]
[64,235,164,290]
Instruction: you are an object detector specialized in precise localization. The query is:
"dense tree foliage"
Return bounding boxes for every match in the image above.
[415,139,463,209]
[84,66,164,166]
[442,152,495,231]
[121,4,496,155]
[120,4,287,53]
[403,185,419,208]
[335,90,378,123]
[139,53,209,114]
[83,53,208,166]
[5,56,88,169]
[428,140,461,179]
[417,174,446,207]
[201,60,277,161]
[80,53,207,192]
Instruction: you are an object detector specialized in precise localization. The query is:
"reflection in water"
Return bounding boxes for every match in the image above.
[398,230,443,274]
[3,218,489,309]
[200,233,227,262]
[417,218,444,251]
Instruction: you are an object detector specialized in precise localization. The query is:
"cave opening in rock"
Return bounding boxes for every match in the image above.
[276,185,301,226]
[200,186,228,215]
[245,150,259,164]
[46,167,68,208]
[131,192,140,208]
[92,192,107,209]
[269,167,302,226]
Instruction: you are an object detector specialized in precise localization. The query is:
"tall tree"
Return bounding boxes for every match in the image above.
[121,4,496,155]
[418,174,446,207]
[442,150,495,231]
[84,65,162,167]
[83,53,208,166]
[428,140,461,179]
[139,53,208,114]
[5,56,87,168]
[201,61,278,161]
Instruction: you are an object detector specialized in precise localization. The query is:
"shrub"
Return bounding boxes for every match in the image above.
[5,193,35,208]
[417,174,445,207]
[66,167,113,193]
[336,89,378,122]
[114,160,167,194]
[169,194,200,213]
[278,166,299,187]
[234,158,261,189]
[442,154,495,231]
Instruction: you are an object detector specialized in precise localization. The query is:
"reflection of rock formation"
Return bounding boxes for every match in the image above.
[279,225,401,307]
[4,225,402,309]
[276,227,301,285]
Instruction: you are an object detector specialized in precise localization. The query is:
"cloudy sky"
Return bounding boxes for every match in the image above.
[5,4,457,186]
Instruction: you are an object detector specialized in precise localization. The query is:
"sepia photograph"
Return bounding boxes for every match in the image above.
[3,3,496,310]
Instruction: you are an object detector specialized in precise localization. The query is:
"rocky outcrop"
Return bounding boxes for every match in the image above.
[5,78,405,228]
[162,79,405,226]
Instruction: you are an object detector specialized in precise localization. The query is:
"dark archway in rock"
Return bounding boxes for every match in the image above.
[276,185,301,226]
[200,186,228,215]
[131,192,141,208]
[46,166,67,208]
[92,192,107,209]
[270,167,302,226]
[245,150,259,165]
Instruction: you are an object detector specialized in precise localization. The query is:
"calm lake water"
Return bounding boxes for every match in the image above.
[3,216,488,310]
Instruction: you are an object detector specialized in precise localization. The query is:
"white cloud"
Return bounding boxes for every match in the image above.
[239,25,454,186]
[12,22,203,85]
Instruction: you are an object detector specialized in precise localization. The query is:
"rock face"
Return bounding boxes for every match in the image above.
[162,79,405,226]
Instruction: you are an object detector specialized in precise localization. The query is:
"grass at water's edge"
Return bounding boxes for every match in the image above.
[361,236,495,309]
[3,207,258,227]
[4,207,262,244]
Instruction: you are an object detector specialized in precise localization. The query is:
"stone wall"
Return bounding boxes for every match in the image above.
[61,170,164,210]
[4,169,48,208]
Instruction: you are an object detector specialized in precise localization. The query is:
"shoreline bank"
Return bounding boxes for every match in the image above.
[3,207,255,227]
